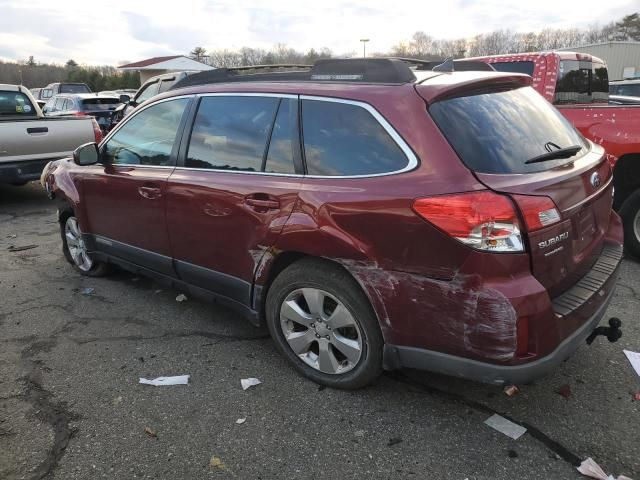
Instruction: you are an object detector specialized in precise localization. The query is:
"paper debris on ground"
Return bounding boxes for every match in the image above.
[235,418,246,424]
[241,378,262,390]
[144,426,157,438]
[484,414,527,440]
[139,375,190,386]
[623,350,640,378]
[503,385,519,397]
[209,456,225,469]
[577,457,633,480]
[176,293,187,302]
[8,244,38,252]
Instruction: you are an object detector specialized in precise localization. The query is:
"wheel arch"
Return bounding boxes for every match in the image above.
[253,250,391,342]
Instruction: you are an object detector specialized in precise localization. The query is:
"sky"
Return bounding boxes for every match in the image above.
[0,0,637,66]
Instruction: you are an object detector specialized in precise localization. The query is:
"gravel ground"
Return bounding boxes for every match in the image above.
[1,182,638,480]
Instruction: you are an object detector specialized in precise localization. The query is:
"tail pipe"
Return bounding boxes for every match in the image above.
[586,317,622,345]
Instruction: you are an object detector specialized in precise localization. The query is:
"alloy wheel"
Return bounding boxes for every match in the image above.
[65,217,93,272]
[279,288,363,375]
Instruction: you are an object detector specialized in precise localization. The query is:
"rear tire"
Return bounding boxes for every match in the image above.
[619,189,640,259]
[60,214,110,277]
[265,258,383,389]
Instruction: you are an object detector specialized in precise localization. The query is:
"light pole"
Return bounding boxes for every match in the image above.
[360,38,370,58]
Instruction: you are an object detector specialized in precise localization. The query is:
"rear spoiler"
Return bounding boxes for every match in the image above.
[415,73,533,104]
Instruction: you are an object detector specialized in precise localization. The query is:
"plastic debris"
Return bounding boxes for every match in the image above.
[503,385,519,397]
[144,426,157,438]
[633,392,640,401]
[209,456,225,469]
[555,384,572,399]
[484,414,527,440]
[236,418,246,424]
[79,287,95,296]
[8,244,37,252]
[176,293,187,302]
[577,457,633,480]
[139,375,190,386]
[6,234,16,239]
[623,350,640,377]
[241,378,262,390]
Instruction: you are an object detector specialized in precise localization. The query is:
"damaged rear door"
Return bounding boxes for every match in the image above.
[165,94,302,306]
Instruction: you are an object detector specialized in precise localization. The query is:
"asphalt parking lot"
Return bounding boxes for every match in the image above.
[1,182,638,480]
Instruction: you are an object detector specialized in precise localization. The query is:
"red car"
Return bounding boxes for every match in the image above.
[42,59,623,389]
[469,52,640,257]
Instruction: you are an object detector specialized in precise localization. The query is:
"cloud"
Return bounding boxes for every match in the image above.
[0,0,636,65]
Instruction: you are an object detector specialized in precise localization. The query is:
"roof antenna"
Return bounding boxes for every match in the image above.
[433,57,455,72]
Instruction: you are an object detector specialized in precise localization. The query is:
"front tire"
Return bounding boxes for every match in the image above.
[619,189,640,259]
[265,259,383,389]
[61,215,110,277]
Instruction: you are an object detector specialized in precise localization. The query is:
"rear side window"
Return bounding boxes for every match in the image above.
[103,98,189,166]
[0,90,36,115]
[554,60,609,104]
[186,96,279,172]
[429,86,587,174]
[59,84,90,94]
[301,99,408,176]
[611,83,640,96]
[491,61,535,76]
[82,98,120,109]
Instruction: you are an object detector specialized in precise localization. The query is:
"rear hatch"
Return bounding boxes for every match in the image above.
[424,84,613,297]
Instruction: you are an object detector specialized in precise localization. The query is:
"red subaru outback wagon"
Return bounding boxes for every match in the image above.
[42,59,623,389]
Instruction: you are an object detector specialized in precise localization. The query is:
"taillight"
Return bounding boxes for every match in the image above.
[90,117,103,144]
[511,195,560,231]
[412,191,524,252]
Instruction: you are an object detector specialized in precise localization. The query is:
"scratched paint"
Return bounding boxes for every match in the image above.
[338,259,518,361]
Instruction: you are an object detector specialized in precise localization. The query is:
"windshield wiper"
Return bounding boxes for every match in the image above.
[525,144,583,165]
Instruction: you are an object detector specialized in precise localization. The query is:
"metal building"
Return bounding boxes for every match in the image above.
[558,41,640,80]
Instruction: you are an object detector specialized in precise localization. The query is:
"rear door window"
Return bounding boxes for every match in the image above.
[490,61,535,76]
[0,91,36,115]
[103,98,189,166]
[429,86,587,174]
[301,99,409,176]
[185,96,279,172]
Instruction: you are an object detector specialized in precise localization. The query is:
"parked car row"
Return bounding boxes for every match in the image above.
[0,84,101,185]
[42,93,123,133]
[41,57,625,389]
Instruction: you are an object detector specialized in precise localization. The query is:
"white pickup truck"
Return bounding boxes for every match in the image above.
[0,84,100,185]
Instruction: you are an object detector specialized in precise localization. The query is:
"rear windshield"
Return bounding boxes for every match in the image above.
[60,84,91,94]
[554,60,608,104]
[429,86,587,174]
[490,61,535,76]
[610,83,640,97]
[82,98,120,109]
[0,90,36,116]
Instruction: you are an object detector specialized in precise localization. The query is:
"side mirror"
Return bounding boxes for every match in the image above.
[73,142,100,166]
[119,94,131,104]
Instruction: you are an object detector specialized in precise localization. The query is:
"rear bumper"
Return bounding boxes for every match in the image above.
[0,158,58,184]
[383,280,617,385]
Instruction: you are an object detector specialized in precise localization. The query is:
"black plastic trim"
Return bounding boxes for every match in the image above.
[174,259,251,305]
[552,243,623,316]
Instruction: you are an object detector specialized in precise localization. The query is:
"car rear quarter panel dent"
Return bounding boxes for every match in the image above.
[338,261,518,361]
